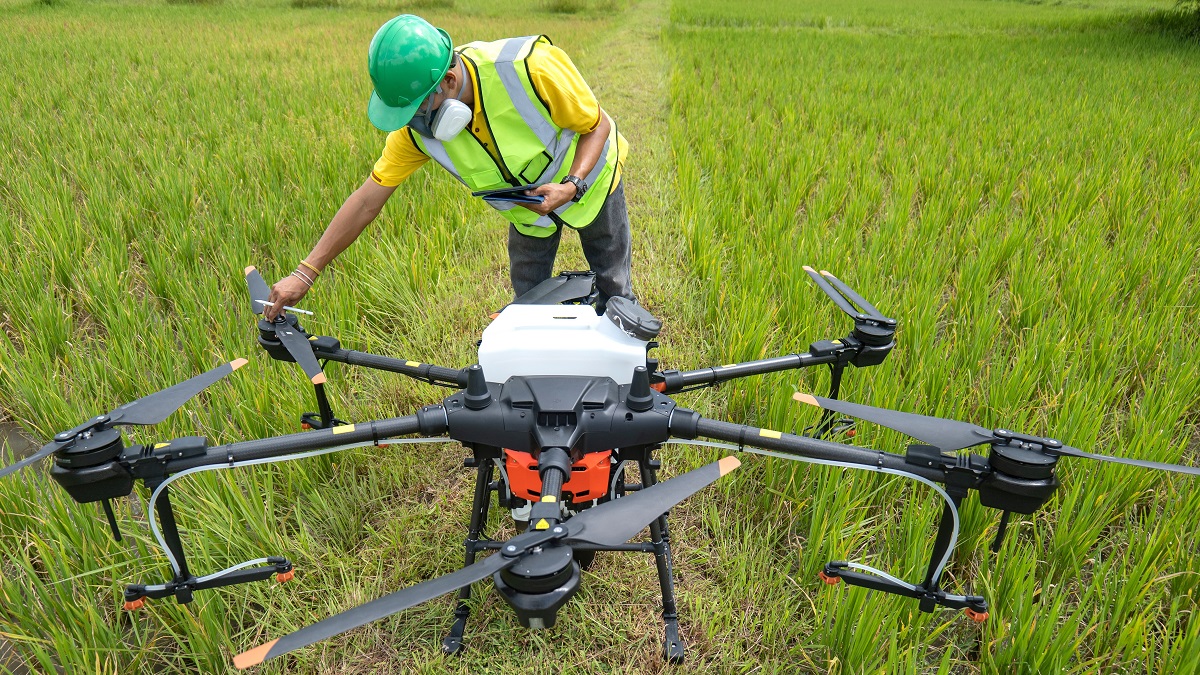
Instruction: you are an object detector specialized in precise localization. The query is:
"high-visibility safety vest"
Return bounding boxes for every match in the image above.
[412,35,621,238]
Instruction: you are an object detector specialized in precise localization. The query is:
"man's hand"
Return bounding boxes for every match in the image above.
[521,182,577,216]
[264,275,311,321]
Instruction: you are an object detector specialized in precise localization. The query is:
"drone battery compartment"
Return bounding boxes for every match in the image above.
[505,449,611,505]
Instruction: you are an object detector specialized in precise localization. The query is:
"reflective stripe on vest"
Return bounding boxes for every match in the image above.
[414,36,620,238]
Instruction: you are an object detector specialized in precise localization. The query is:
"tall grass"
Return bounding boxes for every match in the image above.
[669,0,1200,670]
[1,0,1198,672]
[0,2,664,673]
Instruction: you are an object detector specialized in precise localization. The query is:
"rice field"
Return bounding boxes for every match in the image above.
[1,0,1199,672]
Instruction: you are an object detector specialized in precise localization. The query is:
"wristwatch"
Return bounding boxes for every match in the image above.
[561,175,588,202]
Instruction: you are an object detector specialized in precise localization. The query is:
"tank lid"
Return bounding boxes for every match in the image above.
[604,297,661,341]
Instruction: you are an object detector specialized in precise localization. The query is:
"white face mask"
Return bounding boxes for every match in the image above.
[412,64,471,141]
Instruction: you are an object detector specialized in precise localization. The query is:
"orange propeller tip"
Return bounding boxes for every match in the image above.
[802,265,815,272]
[244,266,257,275]
[311,373,327,385]
[718,456,741,476]
[231,358,249,370]
[232,639,278,670]
[793,393,819,407]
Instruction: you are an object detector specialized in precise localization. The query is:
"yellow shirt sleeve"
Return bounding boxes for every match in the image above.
[371,128,429,187]
[526,40,628,191]
[526,43,602,134]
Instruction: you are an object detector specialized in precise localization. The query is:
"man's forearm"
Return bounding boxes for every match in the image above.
[306,181,393,271]
[567,111,611,180]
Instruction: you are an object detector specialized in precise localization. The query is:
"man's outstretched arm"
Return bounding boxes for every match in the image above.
[265,178,397,320]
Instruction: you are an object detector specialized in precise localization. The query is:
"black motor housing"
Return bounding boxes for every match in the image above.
[493,544,581,629]
[978,444,1060,514]
[48,428,135,504]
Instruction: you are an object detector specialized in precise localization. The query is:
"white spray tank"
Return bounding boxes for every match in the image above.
[477,298,662,385]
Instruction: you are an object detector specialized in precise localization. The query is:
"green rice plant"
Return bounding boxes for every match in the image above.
[666,0,1200,670]
[544,0,588,13]
[2,0,1199,672]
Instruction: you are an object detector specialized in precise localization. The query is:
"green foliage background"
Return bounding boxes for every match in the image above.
[1,0,1198,672]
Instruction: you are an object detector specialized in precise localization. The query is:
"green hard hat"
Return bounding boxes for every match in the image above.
[366,15,454,132]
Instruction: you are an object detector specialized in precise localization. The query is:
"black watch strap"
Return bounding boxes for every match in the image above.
[561,175,588,202]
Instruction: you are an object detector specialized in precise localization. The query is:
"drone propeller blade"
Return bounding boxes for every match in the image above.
[245,266,271,316]
[1049,445,1200,476]
[247,266,325,384]
[803,266,859,319]
[564,456,740,547]
[511,273,597,306]
[794,392,994,453]
[818,269,884,319]
[0,441,59,480]
[108,359,249,426]
[273,320,326,385]
[233,553,515,669]
[3,360,246,477]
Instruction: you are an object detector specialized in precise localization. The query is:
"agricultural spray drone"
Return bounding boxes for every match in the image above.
[2,266,1196,668]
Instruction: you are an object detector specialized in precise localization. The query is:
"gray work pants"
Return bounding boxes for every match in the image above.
[507,180,635,307]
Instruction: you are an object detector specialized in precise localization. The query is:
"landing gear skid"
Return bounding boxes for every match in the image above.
[663,620,685,664]
[441,615,467,656]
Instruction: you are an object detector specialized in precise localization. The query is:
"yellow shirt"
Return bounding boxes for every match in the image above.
[371,41,626,192]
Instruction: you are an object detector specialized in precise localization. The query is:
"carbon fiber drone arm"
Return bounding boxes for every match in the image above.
[144,407,450,476]
[256,327,470,389]
[668,409,992,617]
[656,351,842,394]
[667,409,946,484]
[50,407,451,507]
[308,337,470,388]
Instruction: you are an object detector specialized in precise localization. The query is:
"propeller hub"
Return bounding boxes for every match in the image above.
[988,442,1058,480]
[500,543,575,592]
[53,427,124,470]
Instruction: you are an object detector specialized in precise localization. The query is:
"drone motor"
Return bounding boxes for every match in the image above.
[493,544,581,629]
[978,437,1061,515]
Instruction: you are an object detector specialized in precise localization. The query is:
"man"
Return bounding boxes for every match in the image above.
[265,14,632,320]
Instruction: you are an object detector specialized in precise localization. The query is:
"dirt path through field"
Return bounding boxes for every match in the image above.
[578,0,708,370]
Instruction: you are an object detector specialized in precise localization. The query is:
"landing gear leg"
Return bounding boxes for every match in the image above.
[442,455,495,656]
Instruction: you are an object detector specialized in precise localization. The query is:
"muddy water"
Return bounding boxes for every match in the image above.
[1,422,38,461]
[0,640,31,675]
[1,422,37,675]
